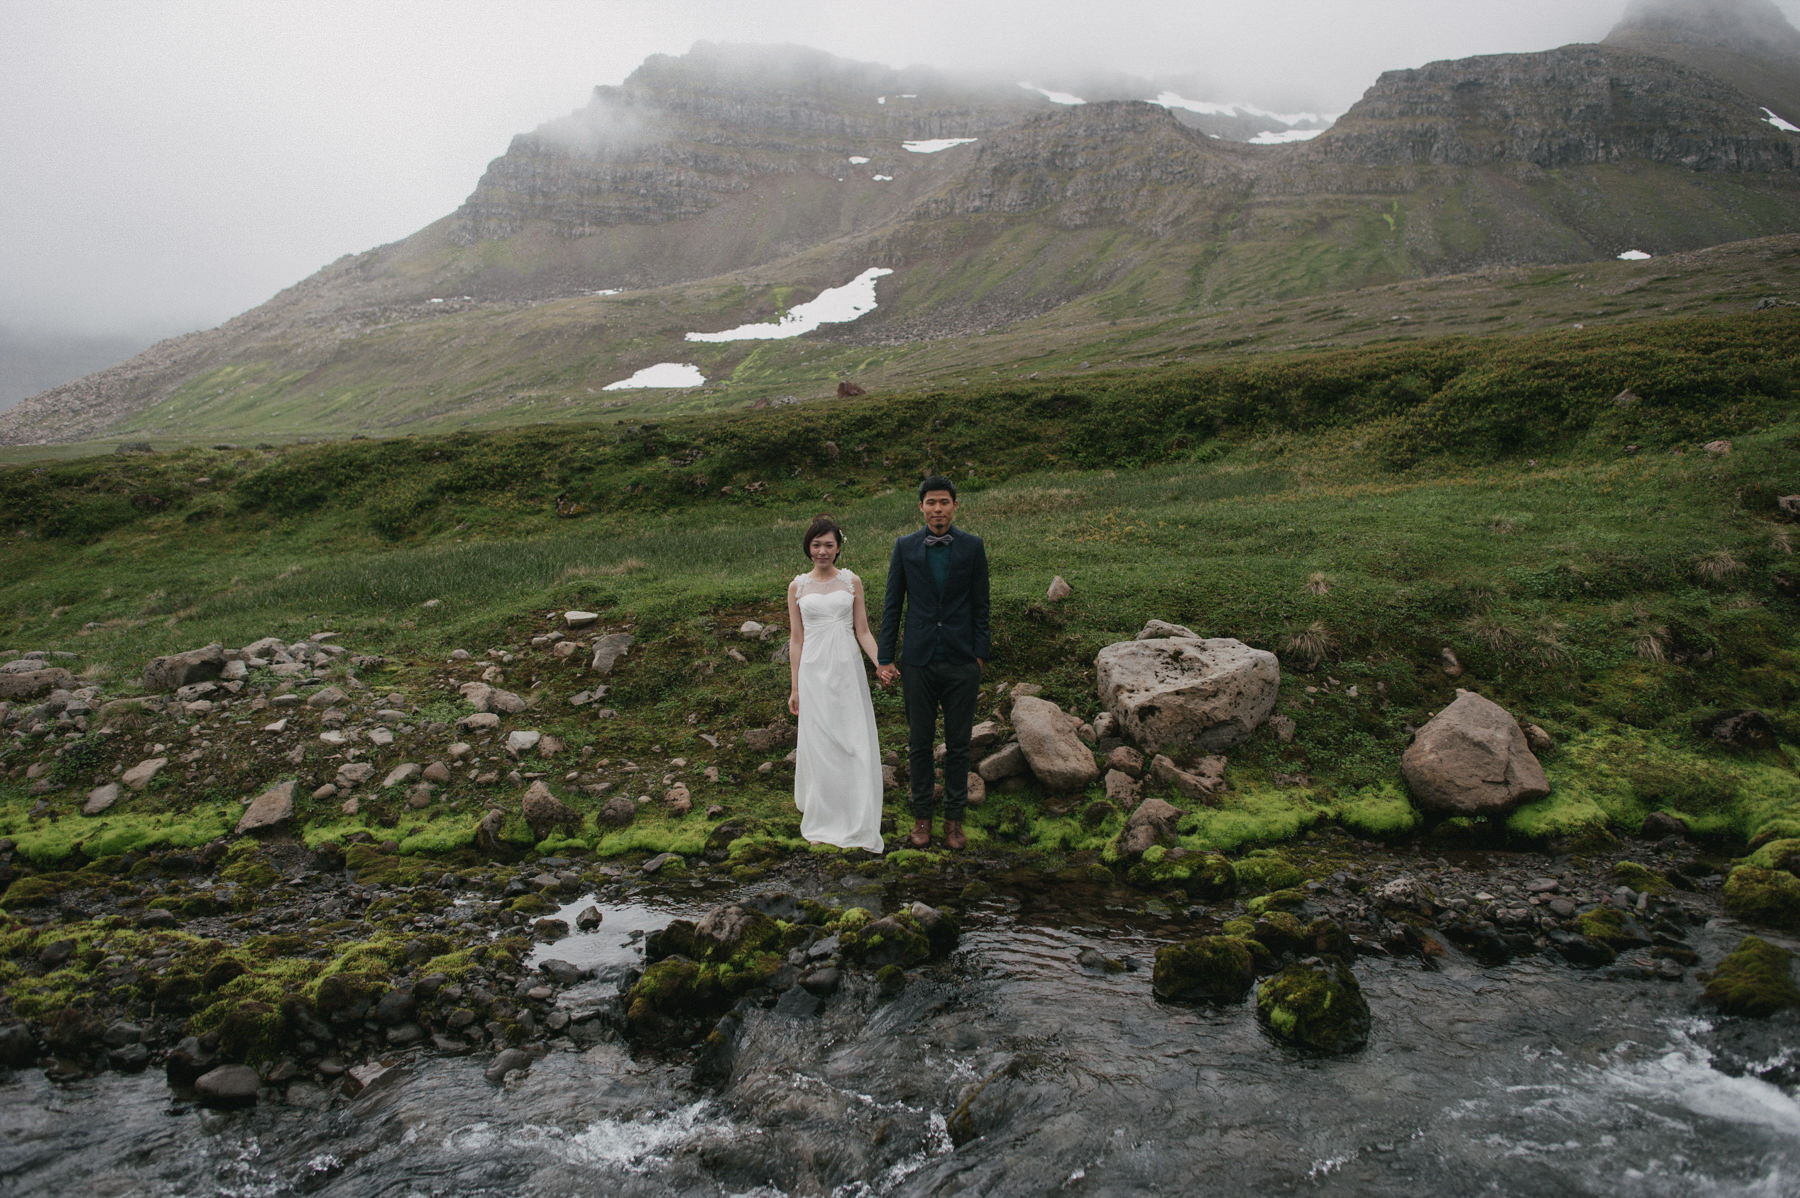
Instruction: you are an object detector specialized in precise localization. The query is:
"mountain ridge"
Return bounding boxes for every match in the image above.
[3,0,1798,447]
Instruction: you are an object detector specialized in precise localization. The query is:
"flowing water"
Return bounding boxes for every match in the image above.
[5,878,1799,1197]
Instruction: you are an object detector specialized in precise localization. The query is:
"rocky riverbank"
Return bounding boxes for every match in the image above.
[2,813,1793,1110]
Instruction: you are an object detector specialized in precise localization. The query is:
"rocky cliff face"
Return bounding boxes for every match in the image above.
[454,42,1043,241]
[909,101,1253,229]
[1309,45,1798,172]
[1604,0,1800,126]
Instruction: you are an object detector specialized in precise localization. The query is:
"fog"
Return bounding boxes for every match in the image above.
[1,0,1793,349]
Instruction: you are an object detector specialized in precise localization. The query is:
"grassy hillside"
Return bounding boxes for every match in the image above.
[2,308,1797,871]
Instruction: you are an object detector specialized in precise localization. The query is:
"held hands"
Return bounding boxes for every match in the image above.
[876,663,900,687]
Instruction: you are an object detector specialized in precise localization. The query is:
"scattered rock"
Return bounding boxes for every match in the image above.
[306,686,348,709]
[1117,798,1184,858]
[1153,936,1259,1003]
[1440,648,1464,679]
[665,784,693,815]
[82,783,121,816]
[383,763,422,788]
[1149,754,1226,803]
[522,780,576,840]
[236,780,297,834]
[1400,690,1549,816]
[0,669,76,701]
[193,1064,261,1108]
[1046,576,1073,601]
[1010,696,1099,791]
[143,645,225,692]
[977,741,1029,783]
[564,611,599,629]
[591,634,634,675]
[121,758,168,791]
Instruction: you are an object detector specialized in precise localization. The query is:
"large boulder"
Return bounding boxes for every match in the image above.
[1010,696,1099,792]
[1095,633,1279,754]
[143,644,225,692]
[1400,690,1549,816]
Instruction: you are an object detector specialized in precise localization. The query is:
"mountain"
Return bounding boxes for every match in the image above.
[0,328,152,414]
[3,0,1799,447]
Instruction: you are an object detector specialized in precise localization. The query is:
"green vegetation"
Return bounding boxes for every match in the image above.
[1,308,1797,872]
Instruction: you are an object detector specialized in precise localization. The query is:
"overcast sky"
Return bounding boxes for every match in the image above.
[2,0,1787,342]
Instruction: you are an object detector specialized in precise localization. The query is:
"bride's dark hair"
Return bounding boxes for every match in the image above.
[802,515,844,562]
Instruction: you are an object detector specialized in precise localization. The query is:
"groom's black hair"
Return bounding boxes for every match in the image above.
[917,475,957,500]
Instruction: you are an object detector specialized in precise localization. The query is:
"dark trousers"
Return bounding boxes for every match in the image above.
[900,659,982,822]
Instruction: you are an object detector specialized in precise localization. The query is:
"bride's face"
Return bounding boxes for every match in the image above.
[808,532,840,569]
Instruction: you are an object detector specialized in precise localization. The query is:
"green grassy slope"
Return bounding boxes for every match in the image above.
[2,310,1797,864]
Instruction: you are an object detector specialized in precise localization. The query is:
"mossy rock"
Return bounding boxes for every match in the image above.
[1723,866,1800,932]
[1702,936,1800,1017]
[1741,839,1800,874]
[1255,960,1371,1055]
[876,964,907,996]
[624,951,783,1037]
[1152,936,1259,1003]
[1611,861,1672,895]
[1250,911,1308,958]
[1577,906,1653,948]
[1246,888,1307,917]
[194,996,288,1062]
[1233,851,1304,896]
[1,874,73,908]
[840,912,933,968]
[506,893,558,916]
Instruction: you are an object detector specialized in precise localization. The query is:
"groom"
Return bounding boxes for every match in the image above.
[877,476,990,850]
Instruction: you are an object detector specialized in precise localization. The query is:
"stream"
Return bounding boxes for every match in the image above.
[4,877,1799,1196]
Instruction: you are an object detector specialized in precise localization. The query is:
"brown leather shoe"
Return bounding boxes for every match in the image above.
[909,819,932,848]
[944,820,966,851]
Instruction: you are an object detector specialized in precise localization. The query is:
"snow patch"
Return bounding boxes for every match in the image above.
[903,138,977,153]
[1762,107,1800,133]
[602,363,704,390]
[1617,250,1652,261]
[1021,83,1084,106]
[1249,128,1328,144]
[872,174,893,182]
[848,156,870,164]
[686,268,893,343]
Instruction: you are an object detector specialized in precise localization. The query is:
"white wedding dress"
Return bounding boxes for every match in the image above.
[792,570,885,851]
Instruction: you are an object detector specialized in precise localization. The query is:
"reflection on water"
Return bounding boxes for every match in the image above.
[3,891,1797,1197]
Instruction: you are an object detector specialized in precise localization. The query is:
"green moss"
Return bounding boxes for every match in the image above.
[1232,850,1305,896]
[507,894,558,915]
[1246,889,1307,917]
[343,844,429,887]
[1506,792,1611,842]
[1702,936,1800,1017]
[1152,936,1258,1003]
[1334,783,1419,838]
[1741,839,1800,873]
[1612,861,1672,895]
[1255,960,1371,1054]
[840,910,933,967]
[0,808,234,869]
[1723,866,1800,931]
[1179,787,1324,853]
[1577,906,1640,947]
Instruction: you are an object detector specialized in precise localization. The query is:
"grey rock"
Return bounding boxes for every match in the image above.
[484,1048,534,1085]
[193,1064,261,1108]
[0,669,76,701]
[142,644,225,692]
[306,686,348,709]
[82,783,121,816]
[1010,695,1099,791]
[237,780,298,834]
[591,633,634,675]
[1117,797,1183,857]
[977,742,1029,783]
[1096,634,1279,754]
[1150,754,1226,803]
[383,763,422,788]
[121,758,168,791]
[1401,690,1549,816]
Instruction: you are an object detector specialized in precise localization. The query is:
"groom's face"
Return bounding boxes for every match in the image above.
[920,489,957,534]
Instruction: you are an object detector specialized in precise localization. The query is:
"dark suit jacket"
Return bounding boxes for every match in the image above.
[878,525,991,667]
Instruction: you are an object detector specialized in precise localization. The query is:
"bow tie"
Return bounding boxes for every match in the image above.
[924,533,954,546]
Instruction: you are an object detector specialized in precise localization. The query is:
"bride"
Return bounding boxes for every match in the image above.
[786,515,887,851]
